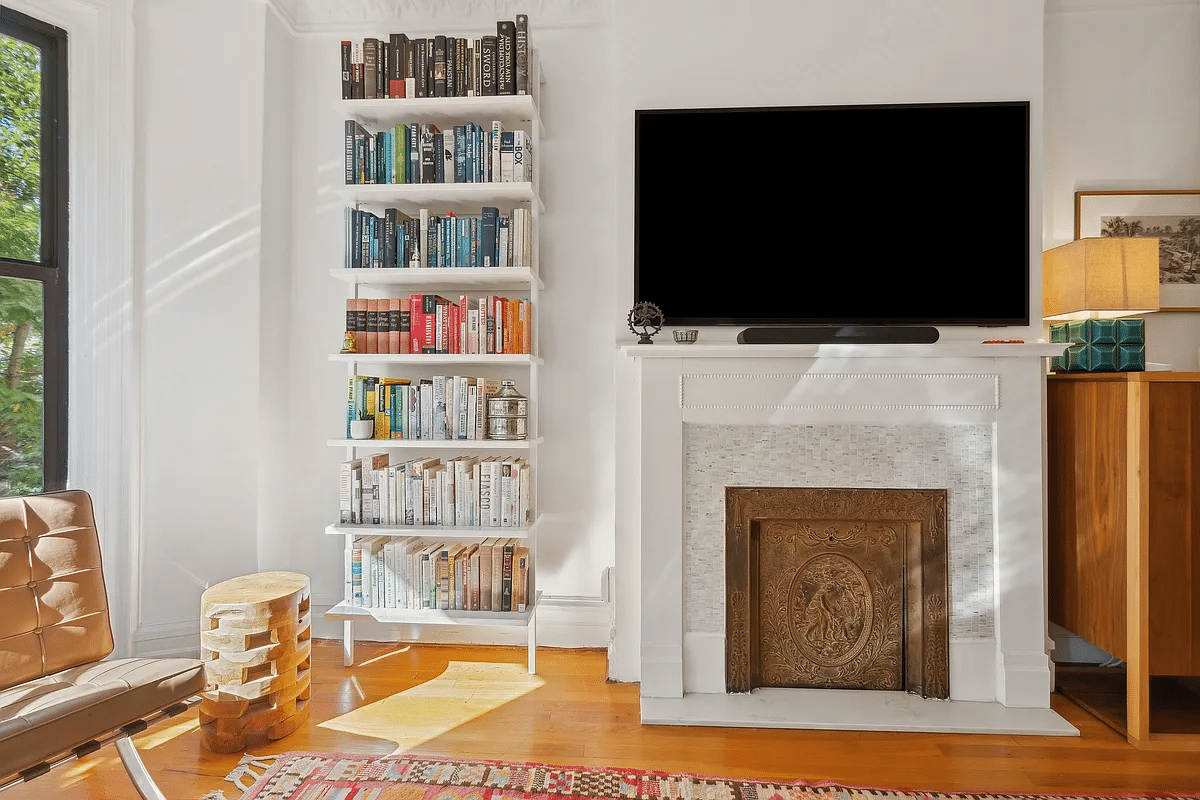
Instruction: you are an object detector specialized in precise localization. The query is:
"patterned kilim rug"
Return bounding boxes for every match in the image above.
[208,752,1200,800]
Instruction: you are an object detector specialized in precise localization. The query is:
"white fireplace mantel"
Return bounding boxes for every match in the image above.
[618,341,1077,736]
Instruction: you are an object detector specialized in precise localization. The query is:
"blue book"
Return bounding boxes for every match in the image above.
[454,125,467,183]
[480,207,499,267]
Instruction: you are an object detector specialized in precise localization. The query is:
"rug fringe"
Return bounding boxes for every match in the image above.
[207,752,281,800]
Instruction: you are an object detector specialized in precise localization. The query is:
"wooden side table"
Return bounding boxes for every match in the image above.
[1047,371,1200,750]
[198,571,312,753]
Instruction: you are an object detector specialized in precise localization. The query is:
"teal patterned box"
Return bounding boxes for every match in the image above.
[1049,319,1145,372]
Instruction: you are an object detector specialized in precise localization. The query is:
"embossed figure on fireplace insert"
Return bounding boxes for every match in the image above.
[725,487,949,698]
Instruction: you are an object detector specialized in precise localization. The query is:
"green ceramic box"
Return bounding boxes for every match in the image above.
[1049,319,1145,372]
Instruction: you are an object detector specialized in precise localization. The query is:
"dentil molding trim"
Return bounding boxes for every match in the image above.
[271,0,611,32]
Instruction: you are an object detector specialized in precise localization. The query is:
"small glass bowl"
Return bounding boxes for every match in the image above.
[673,329,699,344]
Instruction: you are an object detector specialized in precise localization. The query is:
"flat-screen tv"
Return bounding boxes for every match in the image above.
[633,101,1031,330]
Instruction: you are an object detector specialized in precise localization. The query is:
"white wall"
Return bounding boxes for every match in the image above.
[132,0,271,654]
[1044,0,1200,371]
[117,0,1198,661]
[610,0,1047,680]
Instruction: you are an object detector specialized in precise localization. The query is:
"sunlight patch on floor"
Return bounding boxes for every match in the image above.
[138,715,201,750]
[318,661,544,753]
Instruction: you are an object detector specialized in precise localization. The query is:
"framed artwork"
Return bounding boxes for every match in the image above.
[1075,189,1200,311]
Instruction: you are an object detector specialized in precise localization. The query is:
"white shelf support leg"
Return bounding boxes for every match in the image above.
[342,619,355,666]
[527,605,537,674]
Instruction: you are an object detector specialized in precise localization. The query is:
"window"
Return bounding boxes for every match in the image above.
[0,7,67,495]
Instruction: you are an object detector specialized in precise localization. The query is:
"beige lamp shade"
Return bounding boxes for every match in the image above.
[1043,237,1160,320]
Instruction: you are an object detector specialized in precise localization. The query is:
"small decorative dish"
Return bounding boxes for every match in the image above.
[673,329,699,344]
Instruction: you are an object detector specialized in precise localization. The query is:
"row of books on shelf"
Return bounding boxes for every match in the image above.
[340,16,531,101]
[344,119,532,186]
[345,295,532,356]
[347,375,512,441]
[345,206,533,271]
[341,452,530,528]
[346,536,530,613]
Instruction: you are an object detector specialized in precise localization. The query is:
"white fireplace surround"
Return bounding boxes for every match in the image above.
[623,342,1077,735]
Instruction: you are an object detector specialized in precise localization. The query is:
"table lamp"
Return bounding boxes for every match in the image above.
[1042,237,1160,372]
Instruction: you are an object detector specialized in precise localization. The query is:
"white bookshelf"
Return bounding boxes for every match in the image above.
[329,51,543,670]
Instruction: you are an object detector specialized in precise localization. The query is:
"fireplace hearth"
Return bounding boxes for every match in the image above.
[725,487,949,698]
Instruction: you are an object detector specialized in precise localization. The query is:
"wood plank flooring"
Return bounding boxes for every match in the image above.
[6,641,1200,799]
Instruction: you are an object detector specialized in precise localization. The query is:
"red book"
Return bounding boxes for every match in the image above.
[409,293,426,353]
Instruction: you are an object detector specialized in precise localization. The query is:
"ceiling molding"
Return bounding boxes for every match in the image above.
[273,0,611,33]
[1046,0,1198,13]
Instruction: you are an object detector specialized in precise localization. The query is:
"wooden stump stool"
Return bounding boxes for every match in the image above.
[198,571,312,753]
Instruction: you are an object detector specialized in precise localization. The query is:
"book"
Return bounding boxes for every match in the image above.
[398,296,411,355]
[500,538,515,611]
[388,33,408,97]
[514,14,530,95]
[490,534,506,610]
[432,34,447,97]
[480,206,499,266]
[478,537,499,610]
[419,123,440,184]
[340,41,353,99]
[514,545,530,612]
[363,38,379,99]
[496,20,516,95]
[445,36,457,97]
[479,35,498,96]
[339,458,362,522]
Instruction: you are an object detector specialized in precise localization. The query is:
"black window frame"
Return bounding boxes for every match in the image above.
[0,7,68,493]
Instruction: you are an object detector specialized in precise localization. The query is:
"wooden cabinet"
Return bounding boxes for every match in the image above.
[1047,371,1200,749]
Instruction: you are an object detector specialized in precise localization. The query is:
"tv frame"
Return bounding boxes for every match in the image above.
[633,100,1032,330]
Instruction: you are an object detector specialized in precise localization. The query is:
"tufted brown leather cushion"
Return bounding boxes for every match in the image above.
[0,490,114,690]
[0,656,207,781]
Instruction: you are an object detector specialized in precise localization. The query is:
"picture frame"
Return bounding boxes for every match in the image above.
[1075,189,1200,311]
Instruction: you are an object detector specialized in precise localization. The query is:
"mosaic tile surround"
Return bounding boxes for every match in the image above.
[683,424,994,640]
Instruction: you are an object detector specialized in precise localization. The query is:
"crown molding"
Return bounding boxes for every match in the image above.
[1047,0,1198,13]
[272,0,611,33]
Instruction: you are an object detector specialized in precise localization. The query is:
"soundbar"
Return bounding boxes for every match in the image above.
[736,326,941,345]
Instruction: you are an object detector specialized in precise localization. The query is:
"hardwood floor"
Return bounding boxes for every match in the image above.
[7,641,1200,799]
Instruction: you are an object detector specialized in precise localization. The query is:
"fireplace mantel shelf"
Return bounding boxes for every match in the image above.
[620,342,1065,359]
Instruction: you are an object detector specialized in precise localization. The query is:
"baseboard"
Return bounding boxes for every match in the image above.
[310,594,612,649]
[131,620,202,659]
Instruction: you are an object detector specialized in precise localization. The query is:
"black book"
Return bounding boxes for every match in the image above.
[414,38,428,97]
[454,38,468,97]
[352,41,364,98]
[349,209,360,269]
[432,35,447,97]
[433,132,445,183]
[363,38,379,99]
[340,40,352,99]
[344,119,357,184]
[496,21,516,95]
[445,36,457,97]
[389,33,407,97]
[480,206,499,267]
[383,208,397,269]
[378,39,388,97]
[480,35,497,96]
[419,123,440,184]
[514,14,529,95]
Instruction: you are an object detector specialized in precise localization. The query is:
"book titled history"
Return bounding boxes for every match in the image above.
[514,15,529,95]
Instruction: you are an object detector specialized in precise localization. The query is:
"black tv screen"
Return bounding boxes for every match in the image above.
[634,101,1031,328]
